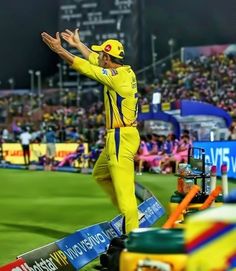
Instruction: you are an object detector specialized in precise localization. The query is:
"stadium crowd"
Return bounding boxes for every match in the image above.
[0,53,236,172]
[139,53,236,118]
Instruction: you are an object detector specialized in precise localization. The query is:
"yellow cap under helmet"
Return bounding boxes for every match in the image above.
[91,39,124,59]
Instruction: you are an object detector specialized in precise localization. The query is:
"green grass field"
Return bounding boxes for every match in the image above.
[0,169,235,270]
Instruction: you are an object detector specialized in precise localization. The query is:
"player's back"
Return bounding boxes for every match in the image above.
[104,65,138,129]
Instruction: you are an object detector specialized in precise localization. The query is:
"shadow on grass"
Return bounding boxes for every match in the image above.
[1,223,70,239]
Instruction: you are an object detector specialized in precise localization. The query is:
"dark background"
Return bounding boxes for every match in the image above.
[0,0,236,88]
[0,0,59,89]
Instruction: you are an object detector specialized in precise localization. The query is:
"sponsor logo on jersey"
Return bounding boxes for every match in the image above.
[110,69,118,76]
[102,69,108,75]
[104,45,111,52]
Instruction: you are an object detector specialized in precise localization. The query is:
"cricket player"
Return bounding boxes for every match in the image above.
[41,29,140,234]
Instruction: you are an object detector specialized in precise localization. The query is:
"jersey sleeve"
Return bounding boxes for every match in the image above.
[88,52,99,66]
[71,56,114,88]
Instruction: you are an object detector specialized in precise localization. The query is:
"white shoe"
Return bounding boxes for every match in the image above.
[136,172,142,176]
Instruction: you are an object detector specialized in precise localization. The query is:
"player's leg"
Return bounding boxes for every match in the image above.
[92,149,118,207]
[109,156,138,233]
[138,159,144,175]
[58,153,74,167]
[22,145,27,165]
[51,143,56,165]
[45,144,50,165]
[45,144,53,169]
[26,145,30,165]
[107,128,140,234]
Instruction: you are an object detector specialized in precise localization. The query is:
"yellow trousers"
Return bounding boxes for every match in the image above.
[92,127,140,234]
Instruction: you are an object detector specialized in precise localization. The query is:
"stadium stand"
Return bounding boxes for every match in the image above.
[0,53,235,173]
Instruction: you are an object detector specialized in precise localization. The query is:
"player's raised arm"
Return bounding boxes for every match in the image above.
[41,31,75,65]
[61,28,92,60]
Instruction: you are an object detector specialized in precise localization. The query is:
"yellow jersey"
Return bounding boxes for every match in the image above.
[71,52,138,129]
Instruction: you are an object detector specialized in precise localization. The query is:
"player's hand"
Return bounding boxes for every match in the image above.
[41,32,62,53]
[61,28,81,48]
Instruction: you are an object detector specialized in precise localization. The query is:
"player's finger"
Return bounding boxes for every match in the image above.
[41,32,49,40]
[65,29,73,35]
[61,33,70,39]
[41,34,50,43]
[61,32,69,36]
[42,38,51,47]
[42,34,55,46]
[56,32,60,41]
[41,33,56,44]
[61,36,69,42]
[41,32,53,40]
[42,36,52,46]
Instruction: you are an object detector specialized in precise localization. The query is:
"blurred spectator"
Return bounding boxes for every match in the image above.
[228,122,236,140]
[58,136,85,167]
[45,127,57,168]
[67,127,79,142]
[58,126,66,142]
[19,127,32,166]
[0,52,235,149]
[84,143,104,169]
[2,128,9,142]
[138,53,236,119]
